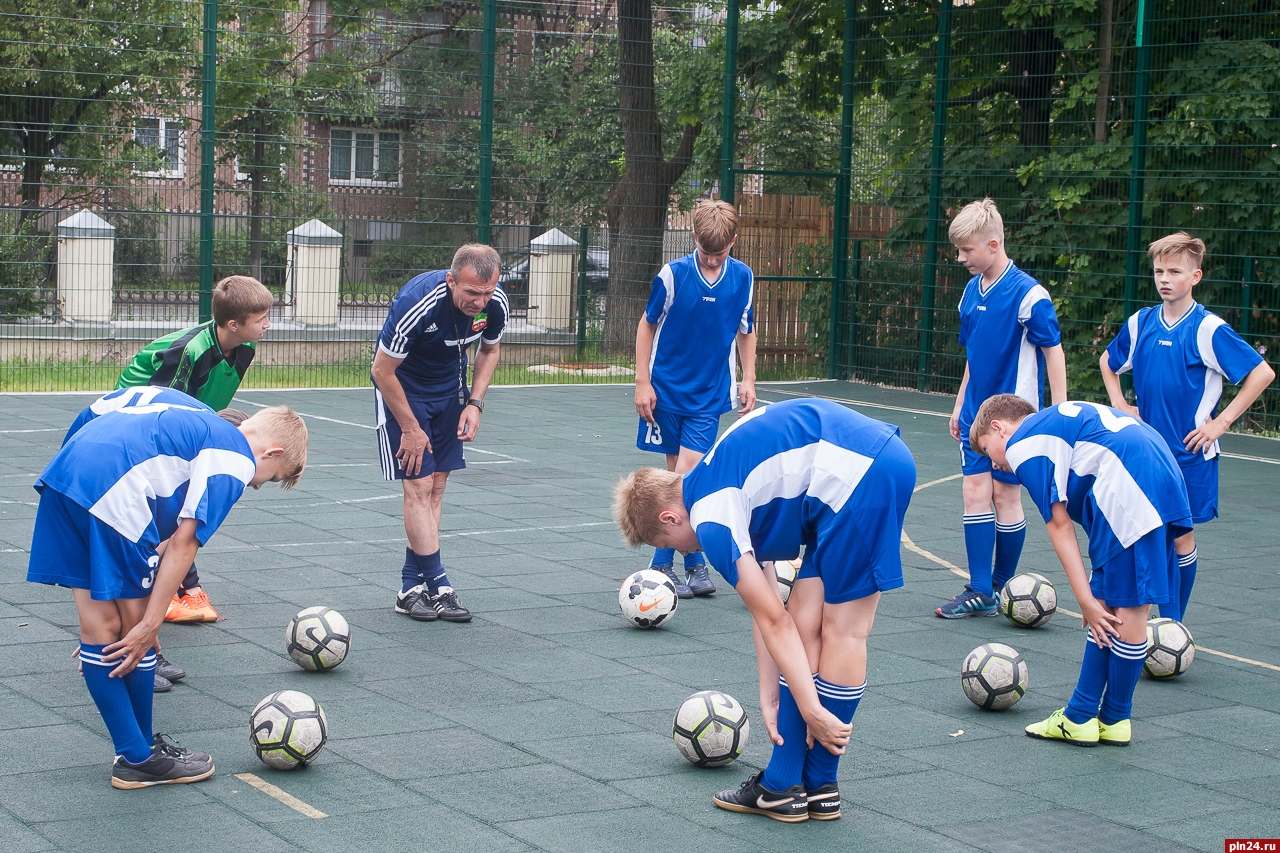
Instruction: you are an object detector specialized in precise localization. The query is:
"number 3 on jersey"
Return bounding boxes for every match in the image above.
[644,421,664,446]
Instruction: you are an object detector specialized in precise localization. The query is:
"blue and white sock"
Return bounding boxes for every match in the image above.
[1064,635,1110,725]
[122,649,157,751]
[401,548,422,593]
[1176,548,1198,622]
[683,551,706,569]
[803,676,865,790]
[1099,638,1149,724]
[80,643,152,765]
[993,519,1027,593]
[650,548,676,570]
[963,513,997,597]
[760,676,808,793]
[420,550,449,596]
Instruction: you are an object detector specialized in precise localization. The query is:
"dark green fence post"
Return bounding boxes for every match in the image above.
[477,0,496,244]
[197,0,218,322]
[577,225,589,358]
[1122,0,1151,319]
[719,0,739,205]
[918,0,953,392]
[828,0,856,380]
[1241,257,1254,342]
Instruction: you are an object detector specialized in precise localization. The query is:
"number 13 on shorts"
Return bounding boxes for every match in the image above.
[645,421,664,446]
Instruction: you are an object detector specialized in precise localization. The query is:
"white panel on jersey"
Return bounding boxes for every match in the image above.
[1193,314,1228,460]
[1007,433,1073,507]
[1114,312,1140,375]
[182,449,255,522]
[89,387,166,414]
[1013,284,1053,406]
[647,264,677,374]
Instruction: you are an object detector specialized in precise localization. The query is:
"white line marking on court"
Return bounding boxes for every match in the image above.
[757,388,951,419]
[0,427,64,433]
[914,473,963,492]
[907,480,1280,674]
[234,773,327,819]
[307,463,374,468]
[1221,452,1280,466]
[304,494,401,507]
[212,520,616,551]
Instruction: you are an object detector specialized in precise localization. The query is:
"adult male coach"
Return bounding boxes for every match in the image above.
[371,243,508,623]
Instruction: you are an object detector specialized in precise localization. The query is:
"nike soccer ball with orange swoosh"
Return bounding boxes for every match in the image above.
[618,569,679,628]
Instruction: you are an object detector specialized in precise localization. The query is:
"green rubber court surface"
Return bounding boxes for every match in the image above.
[0,381,1277,853]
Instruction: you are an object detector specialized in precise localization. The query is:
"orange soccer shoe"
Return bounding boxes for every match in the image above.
[182,590,222,623]
[164,594,202,624]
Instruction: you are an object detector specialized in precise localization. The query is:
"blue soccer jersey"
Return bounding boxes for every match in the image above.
[376,270,509,400]
[36,405,255,549]
[957,261,1062,428]
[645,252,754,416]
[682,399,901,585]
[1005,402,1193,570]
[1105,302,1263,467]
[64,387,213,444]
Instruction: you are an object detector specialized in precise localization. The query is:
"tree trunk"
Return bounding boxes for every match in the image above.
[1094,0,1115,144]
[604,0,701,353]
[1011,19,1059,150]
[249,127,265,282]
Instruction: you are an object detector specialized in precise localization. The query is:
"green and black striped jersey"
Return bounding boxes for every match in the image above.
[117,320,255,411]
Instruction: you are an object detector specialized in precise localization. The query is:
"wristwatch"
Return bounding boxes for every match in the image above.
[466,398,484,413]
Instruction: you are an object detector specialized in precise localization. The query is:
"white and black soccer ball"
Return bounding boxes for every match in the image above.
[773,559,800,606]
[286,606,350,671]
[961,642,1028,710]
[1144,617,1195,678]
[618,569,678,628]
[673,690,750,767]
[249,690,328,770]
[998,573,1057,628]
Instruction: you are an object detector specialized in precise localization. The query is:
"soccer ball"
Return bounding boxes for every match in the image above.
[1144,617,1195,678]
[673,690,750,767]
[773,559,800,606]
[998,573,1057,628]
[249,690,328,770]
[286,606,351,671]
[618,569,678,628]
[961,643,1028,710]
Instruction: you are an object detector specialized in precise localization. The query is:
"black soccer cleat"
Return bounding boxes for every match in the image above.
[713,771,809,822]
[155,653,186,683]
[111,750,214,789]
[431,587,473,623]
[395,585,439,622]
[153,673,172,693]
[806,783,841,820]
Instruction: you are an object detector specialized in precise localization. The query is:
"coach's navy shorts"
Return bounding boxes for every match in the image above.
[1180,458,1218,525]
[636,409,721,456]
[796,433,917,604]
[27,488,160,601]
[1090,523,1182,608]
[959,422,1020,485]
[375,387,466,480]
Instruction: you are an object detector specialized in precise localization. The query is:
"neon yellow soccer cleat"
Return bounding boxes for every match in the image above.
[1025,709,1099,747]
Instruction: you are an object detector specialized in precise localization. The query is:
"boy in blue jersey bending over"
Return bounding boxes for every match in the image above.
[939,198,1068,618]
[634,199,757,599]
[972,395,1192,746]
[1101,233,1274,623]
[615,399,915,820]
[28,401,307,788]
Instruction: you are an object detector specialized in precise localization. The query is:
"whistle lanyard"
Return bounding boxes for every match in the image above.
[451,311,466,405]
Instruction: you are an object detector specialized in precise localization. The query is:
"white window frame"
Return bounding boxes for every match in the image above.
[328,128,401,187]
[234,155,288,182]
[134,117,185,179]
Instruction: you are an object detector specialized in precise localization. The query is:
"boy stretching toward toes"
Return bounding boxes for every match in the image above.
[615,398,915,821]
[28,402,307,787]
[971,395,1192,746]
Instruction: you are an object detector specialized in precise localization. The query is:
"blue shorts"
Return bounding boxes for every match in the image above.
[1089,523,1180,608]
[795,433,916,604]
[375,387,466,481]
[636,409,721,456]
[959,423,1019,485]
[1180,458,1218,525]
[27,488,160,601]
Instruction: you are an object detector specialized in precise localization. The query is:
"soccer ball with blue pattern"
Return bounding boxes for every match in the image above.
[249,690,328,770]
[961,643,1028,710]
[1144,617,1195,678]
[286,606,350,671]
[998,573,1057,628]
[673,690,750,767]
[618,569,678,628]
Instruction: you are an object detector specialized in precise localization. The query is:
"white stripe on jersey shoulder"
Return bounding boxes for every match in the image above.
[658,264,676,315]
[1006,432,1073,508]
[1195,310,1228,375]
[688,487,753,563]
[1016,283,1052,323]
[388,282,448,356]
[978,259,1014,297]
[1069,439,1165,547]
[180,448,255,527]
[90,387,167,414]
[1193,310,1227,460]
[1115,311,1142,375]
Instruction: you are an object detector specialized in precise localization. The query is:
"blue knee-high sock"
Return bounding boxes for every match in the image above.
[760,677,809,792]
[419,550,449,595]
[1099,638,1148,724]
[1064,636,1111,725]
[803,676,865,790]
[401,548,422,593]
[992,519,1027,593]
[650,548,675,569]
[964,513,997,597]
[1176,548,1197,622]
[80,643,152,764]
[122,650,157,750]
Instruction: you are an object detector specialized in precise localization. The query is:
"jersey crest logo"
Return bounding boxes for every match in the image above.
[471,312,488,332]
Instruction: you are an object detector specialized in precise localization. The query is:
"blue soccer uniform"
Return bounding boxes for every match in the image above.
[682,398,915,806]
[64,386,214,444]
[637,252,754,457]
[374,270,509,480]
[1006,401,1193,739]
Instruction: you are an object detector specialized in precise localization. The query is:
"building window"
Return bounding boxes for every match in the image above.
[134,118,184,178]
[329,129,400,186]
